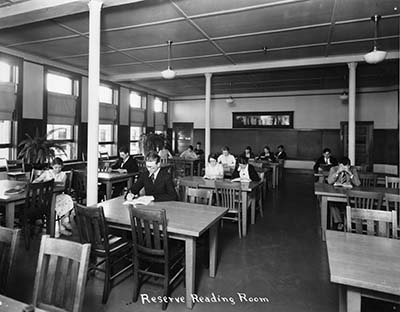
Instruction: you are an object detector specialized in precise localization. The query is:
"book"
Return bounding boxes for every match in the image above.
[124,195,154,206]
[333,181,353,188]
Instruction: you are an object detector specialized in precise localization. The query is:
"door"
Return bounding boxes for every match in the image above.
[172,122,193,154]
[341,121,373,169]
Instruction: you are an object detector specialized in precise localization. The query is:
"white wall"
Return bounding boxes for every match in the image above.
[169,88,398,130]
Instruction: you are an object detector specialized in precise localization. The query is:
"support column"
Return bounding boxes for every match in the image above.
[205,73,212,167]
[87,0,103,206]
[348,62,357,165]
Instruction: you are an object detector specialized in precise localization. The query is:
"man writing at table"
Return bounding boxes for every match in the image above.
[129,151,177,201]
[111,145,138,197]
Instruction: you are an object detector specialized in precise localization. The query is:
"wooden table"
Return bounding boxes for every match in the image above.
[0,294,47,312]
[326,230,400,312]
[314,183,400,240]
[179,176,263,237]
[97,171,137,199]
[97,197,228,309]
[249,160,280,188]
[0,180,64,237]
[169,157,200,176]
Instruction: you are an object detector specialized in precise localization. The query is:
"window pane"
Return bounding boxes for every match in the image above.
[130,92,141,108]
[99,144,116,156]
[0,148,10,158]
[99,124,113,142]
[99,85,113,104]
[0,61,11,82]
[130,142,140,155]
[47,73,72,95]
[154,98,162,112]
[163,101,168,113]
[46,124,73,140]
[130,126,143,140]
[51,142,76,161]
[0,120,11,144]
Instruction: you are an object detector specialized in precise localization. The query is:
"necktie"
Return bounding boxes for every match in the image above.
[150,174,155,183]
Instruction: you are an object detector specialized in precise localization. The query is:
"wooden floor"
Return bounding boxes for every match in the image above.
[4,172,398,311]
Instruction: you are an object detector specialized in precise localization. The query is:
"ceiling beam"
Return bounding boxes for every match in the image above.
[109,51,400,82]
[0,0,145,30]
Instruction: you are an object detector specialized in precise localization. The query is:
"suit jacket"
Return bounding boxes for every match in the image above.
[258,152,276,162]
[313,155,338,173]
[275,151,287,160]
[112,156,138,173]
[130,167,177,201]
[240,151,256,159]
[231,164,261,182]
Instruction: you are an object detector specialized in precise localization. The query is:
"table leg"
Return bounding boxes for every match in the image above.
[106,181,112,199]
[272,166,276,189]
[242,191,248,237]
[5,202,15,228]
[339,285,347,312]
[347,287,361,312]
[209,224,218,278]
[251,190,256,225]
[321,196,328,241]
[50,193,57,237]
[185,237,196,309]
[275,165,279,188]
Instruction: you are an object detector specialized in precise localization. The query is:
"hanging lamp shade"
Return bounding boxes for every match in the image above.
[363,15,387,64]
[161,40,176,79]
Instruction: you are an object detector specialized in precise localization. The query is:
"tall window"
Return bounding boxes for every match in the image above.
[130,92,141,108]
[46,71,79,160]
[99,84,118,156]
[0,59,18,159]
[130,126,144,154]
[154,97,163,112]
[130,91,145,154]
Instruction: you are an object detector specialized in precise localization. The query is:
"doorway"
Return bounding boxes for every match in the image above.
[172,122,193,154]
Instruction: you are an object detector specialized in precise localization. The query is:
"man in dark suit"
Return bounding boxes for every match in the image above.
[111,146,138,197]
[130,151,177,201]
[313,148,338,173]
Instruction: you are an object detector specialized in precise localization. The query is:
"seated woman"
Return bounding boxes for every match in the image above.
[180,145,198,160]
[258,146,276,162]
[240,146,255,160]
[231,156,261,182]
[204,153,224,180]
[34,157,72,237]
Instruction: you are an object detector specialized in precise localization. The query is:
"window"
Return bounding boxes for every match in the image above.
[99,124,117,156]
[154,97,163,113]
[130,92,142,108]
[46,124,77,161]
[0,61,11,82]
[130,126,144,154]
[46,73,73,95]
[0,120,12,158]
[99,85,113,104]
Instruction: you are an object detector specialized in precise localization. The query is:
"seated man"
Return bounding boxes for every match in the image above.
[313,148,338,173]
[111,145,138,197]
[194,142,205,160]
[327,156,361,230]
[129,151,177,202]
[275,145,287,160]
[217,146,236,169]
[180,145,198,160]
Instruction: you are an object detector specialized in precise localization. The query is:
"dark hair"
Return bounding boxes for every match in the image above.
[222,146,230,152]
[339,156,351,166]
[208,153,218,162]
[323,148,331,154]
[52,157,64,166]
[196,142,201,145]
[188,145,194,151]
[277,145,284,149]
[263,146,271,152]
[237,156,248,165]
[145,151,160,164]
[245,146,252,151]
[119,145,129,154]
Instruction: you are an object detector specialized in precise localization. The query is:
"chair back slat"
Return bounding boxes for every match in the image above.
[385,176,400,188]
[346,206,397,238]
[74,204,110,252]
[185,187,213,205]
[215,182,242,211]
[347,190,383,210]
[72,170,87,204]
[0,227,20,294]
[33,235,90,312]
[358,173,378,187]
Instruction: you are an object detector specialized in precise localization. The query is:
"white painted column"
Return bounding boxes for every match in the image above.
[87,0,103,206]
[204,73,212,167]
[348,62,357,165]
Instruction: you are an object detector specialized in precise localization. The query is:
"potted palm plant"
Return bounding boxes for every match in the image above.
[18,129,67,170]
[139,132,167,155]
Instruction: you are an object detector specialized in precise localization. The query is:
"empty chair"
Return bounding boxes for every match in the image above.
[385,193,400,237]
[345,206,397,238]
[32,235,90,312]
[185,187,213,205]
[99,151,109,160]
[0,227,20,294]
[71,170,87,204]
[358,172,378,187]
[385,176,400,189]
[22,180,54,249]
[74,203,133,303]
[346,190,383,210]
[214,181,243,238]
[128,206,184,310]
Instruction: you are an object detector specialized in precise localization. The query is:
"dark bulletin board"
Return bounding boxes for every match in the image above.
[297,131,322,159]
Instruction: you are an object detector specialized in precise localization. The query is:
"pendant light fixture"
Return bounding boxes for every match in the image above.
[363,14,387,64]
[161,40,176,79]
[226,82,235,105]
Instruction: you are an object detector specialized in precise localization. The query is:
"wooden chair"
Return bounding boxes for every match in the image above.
[345,206,397,238]
[214,181,243,238]
[346,190,383,210]
[185,187,213,205]
[137,159,146,172]
[172,158,188,179]
[7,159,25,173]
[385,193,400,237]
[22,180,54,249]
[30,168,43,183]
[358,172,378,187]
[385,176,400,189]
[128,206,184,310]
[0,227,20,294]
[98,151,109,160]
[32,234,90,312]
[71,170,87,204]
[74,203,133,303]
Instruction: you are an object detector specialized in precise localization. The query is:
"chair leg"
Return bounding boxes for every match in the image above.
[132,268,140,302]
[162,277,169,310]
[238,214,242,239]
[102,258,111,304]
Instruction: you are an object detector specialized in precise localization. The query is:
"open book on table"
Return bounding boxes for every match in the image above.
[124,195,154,206]
[333,181,353,188]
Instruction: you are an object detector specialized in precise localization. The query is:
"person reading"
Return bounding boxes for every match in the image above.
[240,146,255,160]
[111,145,138,197]
[204,153,224,180]
[313,148,338,173]
[231,156,261,183]
[128,151,177,202]
[180,145,198,160]
[275,145,287,160]
[217,146,236,169]
[258,146,276,162]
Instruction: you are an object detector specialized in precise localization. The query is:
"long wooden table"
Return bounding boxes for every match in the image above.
[179,176,263,237]
[0,180,64,237]
[0,294,47,312]
[326,230,400,312]
[97,197,228,309]
[249,160,280,188]
[314,183,400,240]
[97,171,137,199]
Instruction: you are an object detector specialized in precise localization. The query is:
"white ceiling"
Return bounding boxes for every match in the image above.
[0,0,398,97]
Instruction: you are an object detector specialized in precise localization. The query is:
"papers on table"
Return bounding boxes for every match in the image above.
[123,195,154,206]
